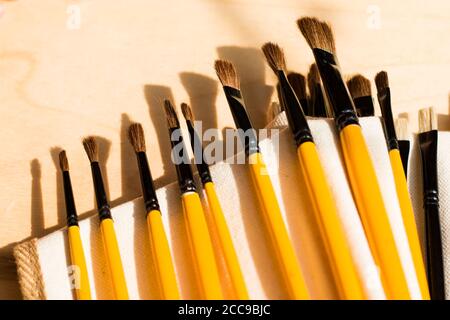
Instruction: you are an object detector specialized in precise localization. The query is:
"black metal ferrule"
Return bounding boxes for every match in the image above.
[353,96,375,117]
[168,127,197,194]
[136,152,160,214]
[90,162,112,221]
[398,140,410,178]
[312,48,359,131]
[185,120,212,185]
[377,88,399,150]
[418,130,445,299]
[223,86,260,156]
[312,84,327,117]
[276,70,313,147]
[62,171,78,227]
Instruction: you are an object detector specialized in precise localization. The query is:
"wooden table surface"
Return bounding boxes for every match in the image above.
[0,0,449,299]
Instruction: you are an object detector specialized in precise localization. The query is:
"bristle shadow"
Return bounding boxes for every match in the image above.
[143,85,177,188]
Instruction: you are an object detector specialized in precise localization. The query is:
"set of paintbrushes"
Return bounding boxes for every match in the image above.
[56,16,445,300]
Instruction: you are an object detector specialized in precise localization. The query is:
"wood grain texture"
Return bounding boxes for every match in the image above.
[0,0,449,299]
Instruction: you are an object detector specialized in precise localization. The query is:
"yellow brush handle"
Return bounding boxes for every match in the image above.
[146,210,180,299]
[100,218,129,300]
[182,192,223,299]
[248,152,309,300]
[340,124,410,299]
[297,142,366,299]
[204,182,248,300]
[389,149,430,300]
[67,225,91,300]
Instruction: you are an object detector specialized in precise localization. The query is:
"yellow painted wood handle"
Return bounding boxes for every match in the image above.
[248,152,309,300]
[146,210,180,299]
[297,141,366,299]
[204,182,248,300]
[339,124,410,299]
[182,192,223,299]
[389,149,430,299]
[100,218,129,300]
[67,225,91,300]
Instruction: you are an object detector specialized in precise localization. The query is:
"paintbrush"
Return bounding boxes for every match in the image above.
[83,137,128,299]
[287,72,309,115]
[418,107,445,300]
[297,17,410,299]
[262,42,365,299]
[128,123,180,299]
[181,103,248,299]
[59,150,91,300]
[375,71,429,300]
[215,59,309,300]
[307,63,328,117]
[163,99,223,300]
[395,118,410,177]
[347,74,375,117]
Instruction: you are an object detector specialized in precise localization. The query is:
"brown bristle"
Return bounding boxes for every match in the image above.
[181,102,194,122]
[163,99,179,128]
[82,136,98,162]
[297,17,336,54]
[418,107,437,133]
[59,150,69,171]
[347,74,372,99]
[261,42,286,72]
[374,71,389,92]
[307,64,321,96]
[214,60,240,89]
[128,123,146,153]
[287,72,307,101]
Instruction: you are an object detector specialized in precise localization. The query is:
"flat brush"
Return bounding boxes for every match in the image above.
[59,150,91,300]
[215,59,309,300]
[83,137,128,300]
[128,123,179,299]
[298,17,410,299]
[347,74,375,117]
[418,107,445,300]
[375,71,429,300]
[395,118,410,177]
[307,63,327,117]
[287,72,309,116]
[181,103,248,299]
[163,99,223,300]
[262,42,365,300]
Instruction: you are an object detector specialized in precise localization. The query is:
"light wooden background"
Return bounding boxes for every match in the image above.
[0,0,449,299]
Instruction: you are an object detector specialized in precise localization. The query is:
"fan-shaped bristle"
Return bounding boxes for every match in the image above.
[163,99,179,128]
[82,136,98,162]
[59,150,69,171]
[375,71,389,92]
[214,60,240,89]
[128,123,146,153]
[181,103,194,122]
[347,74,372,99]
[261,42,286,72]
[297,17,336,54]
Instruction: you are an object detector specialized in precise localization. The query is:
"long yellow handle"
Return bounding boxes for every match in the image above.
[297,142,366,299]
[147,210,180,299]
[100,218,129,300]
[389,149,430,300]
[248,152,309,300]
[339,124,410,299]
[67,225,91,300]
[204,182,248,300]
[182,192,223,299]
